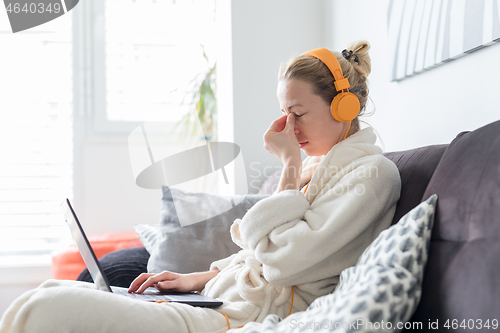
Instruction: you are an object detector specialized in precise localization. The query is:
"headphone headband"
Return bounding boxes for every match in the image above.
[302,48,350,92]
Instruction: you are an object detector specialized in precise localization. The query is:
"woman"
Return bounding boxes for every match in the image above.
[0,41,401,333]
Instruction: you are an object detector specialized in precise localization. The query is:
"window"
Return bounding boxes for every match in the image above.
[0,0,216,268]
[0,15,73,266]
[93,0,216,134]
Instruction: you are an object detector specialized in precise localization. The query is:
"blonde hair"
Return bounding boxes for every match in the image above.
[278,41,372,138]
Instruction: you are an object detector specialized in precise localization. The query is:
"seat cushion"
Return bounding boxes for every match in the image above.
[410,120,500,325]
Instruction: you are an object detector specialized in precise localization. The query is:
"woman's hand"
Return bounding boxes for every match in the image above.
[263,113,301,166]
[128,271,196,294]
[128,269,220,294]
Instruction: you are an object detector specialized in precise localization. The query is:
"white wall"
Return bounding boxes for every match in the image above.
[220,0,326,194]
[325,0,500,152]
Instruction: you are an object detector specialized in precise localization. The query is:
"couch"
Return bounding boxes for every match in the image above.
[78,119,500,331]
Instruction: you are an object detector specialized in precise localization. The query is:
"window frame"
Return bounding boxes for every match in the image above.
[83,0,144,137]
[78,0,211,138]
[0,0,222,285]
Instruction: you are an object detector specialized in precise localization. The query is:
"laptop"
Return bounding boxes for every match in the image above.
[59,198,223,308]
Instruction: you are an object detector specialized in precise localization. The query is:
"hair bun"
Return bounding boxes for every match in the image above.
[345,40,371,77]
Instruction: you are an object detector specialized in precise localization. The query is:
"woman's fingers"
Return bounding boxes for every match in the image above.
[285,113,296,134]
[265,114,294,139]
[263,113,301,165]
[135,275,163,294]
[129,271,177,294]
[264,114,296,148]
[268,114,287,132]
[128,273,154,293]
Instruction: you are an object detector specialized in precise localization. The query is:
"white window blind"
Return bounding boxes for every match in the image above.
[103,0,216,123]
[0,16,73,266]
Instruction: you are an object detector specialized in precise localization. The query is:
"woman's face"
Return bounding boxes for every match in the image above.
[277,79,347,156]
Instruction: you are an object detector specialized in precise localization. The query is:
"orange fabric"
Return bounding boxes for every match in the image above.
[303,48,346,86]
[51,231,143,280]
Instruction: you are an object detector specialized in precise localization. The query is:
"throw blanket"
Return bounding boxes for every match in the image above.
[0,127,401,333]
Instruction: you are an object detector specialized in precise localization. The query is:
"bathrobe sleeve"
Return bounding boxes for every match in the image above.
[229,155,401,287]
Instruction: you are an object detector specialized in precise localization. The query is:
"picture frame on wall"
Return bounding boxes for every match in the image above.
[388,0,500,81]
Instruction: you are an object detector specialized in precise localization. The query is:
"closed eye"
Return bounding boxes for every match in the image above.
[281,110,304,117]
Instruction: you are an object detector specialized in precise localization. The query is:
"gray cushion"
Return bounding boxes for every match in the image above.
[134,186,268,274]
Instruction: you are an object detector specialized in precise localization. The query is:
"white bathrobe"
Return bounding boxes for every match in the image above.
[0,127,401,333]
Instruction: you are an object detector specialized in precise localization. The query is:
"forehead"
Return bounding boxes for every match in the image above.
[277,79,314,101]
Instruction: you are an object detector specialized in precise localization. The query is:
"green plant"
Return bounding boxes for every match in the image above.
[171,49,217,143]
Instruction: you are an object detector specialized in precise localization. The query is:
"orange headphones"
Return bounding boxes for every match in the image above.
[302,48,360,141]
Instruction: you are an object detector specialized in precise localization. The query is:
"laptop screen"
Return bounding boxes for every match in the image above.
[59,199,112,292]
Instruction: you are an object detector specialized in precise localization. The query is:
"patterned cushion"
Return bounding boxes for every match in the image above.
[232,194,437,332]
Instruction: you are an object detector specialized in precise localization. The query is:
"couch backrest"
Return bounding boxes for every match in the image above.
[260,144,448,202]
[409,119,500,325]
[383,144,448,225]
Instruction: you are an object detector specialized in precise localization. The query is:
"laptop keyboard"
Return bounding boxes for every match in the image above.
[112,287,173,302]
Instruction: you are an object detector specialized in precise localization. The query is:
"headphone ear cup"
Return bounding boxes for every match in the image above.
[331,92,360,122]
